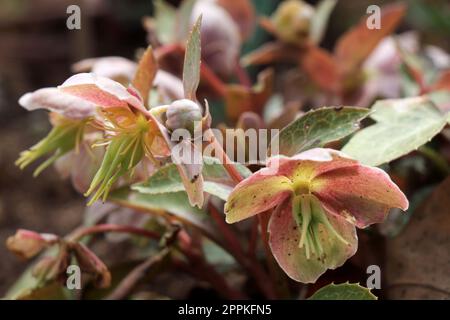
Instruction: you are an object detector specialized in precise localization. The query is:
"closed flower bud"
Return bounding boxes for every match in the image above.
[272,0,315,45]
[165,99,203,134]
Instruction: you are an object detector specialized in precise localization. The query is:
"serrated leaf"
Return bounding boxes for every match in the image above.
[133,157,251,201]
[308,283,377,300]
[270,107,370,156]
[183,15,202,100]
[154,0,177,44]
[109,188,214,236]
[342,97,447,166]
[310,0,337,44]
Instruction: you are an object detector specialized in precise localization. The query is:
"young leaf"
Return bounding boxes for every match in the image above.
[334,3,406,76]
[132,46,157,105]
[183,15,202,100]
[308,283,377,300]
[309,0,337,44]
[342,97,447,166]
[270,107,370,156]
[133,157,252,201]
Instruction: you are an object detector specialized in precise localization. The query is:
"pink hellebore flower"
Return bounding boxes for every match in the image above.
[225,148,408,283]
[18,73,170,204]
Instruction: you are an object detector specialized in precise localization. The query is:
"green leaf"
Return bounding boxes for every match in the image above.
[154,0,177,44]
[132,157,251,201]
[270,107,370,156]
[183,15,202,100]
[109,188,214,236]
[308,283,377,300]
[176,0,197,42]
[342,97,447,166]
[310,0,337,44]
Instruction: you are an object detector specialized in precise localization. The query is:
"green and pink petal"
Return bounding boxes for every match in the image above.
[225,168,294,223]
[311,165,409,228]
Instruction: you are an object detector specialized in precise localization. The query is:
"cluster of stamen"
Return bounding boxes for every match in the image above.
[292,194,348,260]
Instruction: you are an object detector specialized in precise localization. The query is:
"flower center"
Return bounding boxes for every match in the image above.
[293,180,310,195]
[292,194,348,260]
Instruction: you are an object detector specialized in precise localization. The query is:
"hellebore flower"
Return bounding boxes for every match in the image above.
[225,148,408,283]
[18,72,170,204]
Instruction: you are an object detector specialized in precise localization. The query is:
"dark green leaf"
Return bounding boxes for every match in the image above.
[308,283,377,300]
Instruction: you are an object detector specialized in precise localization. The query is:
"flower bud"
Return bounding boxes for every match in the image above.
[271,0,315,45]
[6,229,58,259]
[165,99,203,134]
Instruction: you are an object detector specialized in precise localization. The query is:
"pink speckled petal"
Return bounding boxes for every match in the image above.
[59,73,144,111]
[225,167,294,223]
[268,197,358,283]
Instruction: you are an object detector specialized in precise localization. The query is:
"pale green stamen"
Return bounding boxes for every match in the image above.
[293,194,348,260]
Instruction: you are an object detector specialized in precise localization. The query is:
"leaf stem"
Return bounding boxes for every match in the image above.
[68,224,160,242]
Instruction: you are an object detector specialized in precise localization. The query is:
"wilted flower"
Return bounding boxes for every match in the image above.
[225,148,408,283]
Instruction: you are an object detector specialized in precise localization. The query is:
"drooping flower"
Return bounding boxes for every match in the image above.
[225,148,408,283]
[17,71,170,204]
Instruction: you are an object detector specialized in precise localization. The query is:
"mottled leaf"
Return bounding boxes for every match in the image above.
[183,15,202,100]
[308,283,377,300]
[342,97,447,166]
[271,107,370,156]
